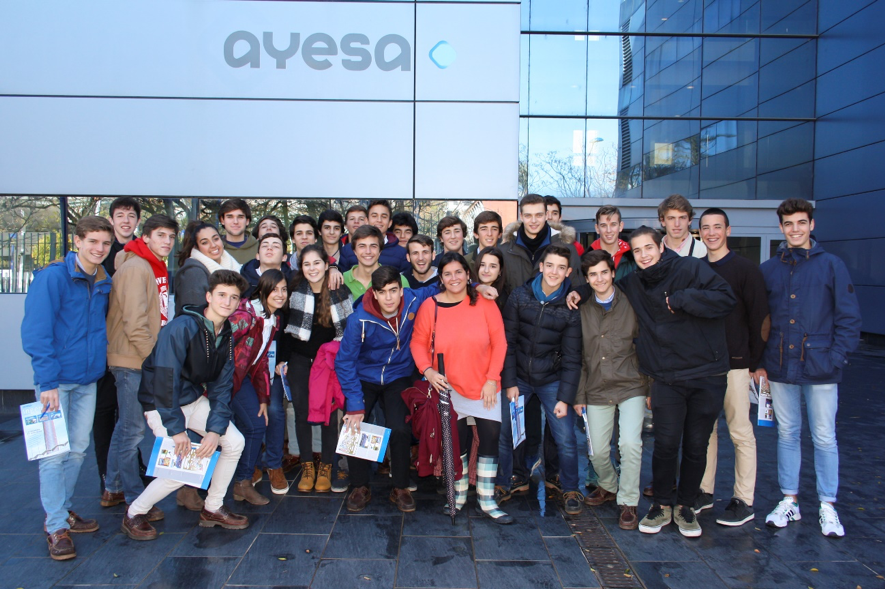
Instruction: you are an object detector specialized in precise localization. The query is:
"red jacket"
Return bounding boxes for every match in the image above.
[308,341,345,426]
[229,299,278,404]
[401,381,462,479]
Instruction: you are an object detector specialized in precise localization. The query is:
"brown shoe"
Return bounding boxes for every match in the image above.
[619,505,639,530]
[199,505,249,530]
[100,489,125,507]
[124,504,165,522]
[233,479,270,506]
[642,483,654,498]
[584,487,617,506]
[176,486,204,512]
[121,511,158,541]
[65,511,99,533]
[252,466,263,485]
[267,467,290,495]
[282,454,301,473]
[298,461,316,493]
[46,528,76,560]
[390,488,416,513]
[314,463,332,493]
[346,485,372,512]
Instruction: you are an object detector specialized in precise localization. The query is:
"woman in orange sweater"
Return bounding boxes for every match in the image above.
[411,252,512,524]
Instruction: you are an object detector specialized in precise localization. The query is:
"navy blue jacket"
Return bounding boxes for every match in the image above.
[240,259,294,299]
[138,305,234,436]
[760,242,861,384]
[337,232,410,274]
[336,283,440,413]
[22,252,112,392]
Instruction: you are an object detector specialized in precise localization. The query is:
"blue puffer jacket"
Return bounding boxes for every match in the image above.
[760,241,861,384]
[336,232,410,274]
[22,252,112,392]
[336,283,440,413]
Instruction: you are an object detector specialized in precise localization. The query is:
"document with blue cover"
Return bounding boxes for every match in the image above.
[146,437,220,489]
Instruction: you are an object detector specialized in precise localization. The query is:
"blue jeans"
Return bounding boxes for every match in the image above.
[105,367,145,503]
[231,376,268,482]
[498,379,579,493]
[260,375,286,470]
[770,381,839,502]
[37,383,96,532]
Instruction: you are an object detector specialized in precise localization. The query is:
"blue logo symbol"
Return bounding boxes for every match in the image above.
[429,41,456,69]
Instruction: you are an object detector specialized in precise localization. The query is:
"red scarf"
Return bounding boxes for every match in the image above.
[123,238,170,326]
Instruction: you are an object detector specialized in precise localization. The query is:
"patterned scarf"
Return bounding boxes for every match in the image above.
[285,279,353,342]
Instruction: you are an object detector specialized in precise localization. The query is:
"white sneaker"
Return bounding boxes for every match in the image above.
[765,497,801,528]
[819,502,845,538]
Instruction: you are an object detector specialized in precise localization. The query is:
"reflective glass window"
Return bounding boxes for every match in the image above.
[586,35,623,115]
[528,35,588,116]
[529,0,587,31]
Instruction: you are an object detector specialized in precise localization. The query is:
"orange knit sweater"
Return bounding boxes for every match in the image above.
[410,296,506,400]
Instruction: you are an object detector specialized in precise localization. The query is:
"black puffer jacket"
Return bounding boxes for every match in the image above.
[139,305,234,437]
[619,249,736,383]
[502,279,583,404]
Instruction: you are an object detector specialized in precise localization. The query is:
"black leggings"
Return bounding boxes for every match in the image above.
[287,354,338,464]
[458,417,500,458]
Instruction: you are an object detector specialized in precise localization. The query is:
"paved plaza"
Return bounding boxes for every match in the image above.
[0,349,883,589]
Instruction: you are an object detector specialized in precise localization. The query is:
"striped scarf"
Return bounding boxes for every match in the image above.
[285,279,353,342]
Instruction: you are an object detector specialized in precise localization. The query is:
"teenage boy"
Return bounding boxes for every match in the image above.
[102,215,179,515]
[573,250,648,530]
[338,200,409,273]
[240,233,294,298]
[219,199,259,264]
[287,215,318,269]
[658,195,706,258]
[433,216,467,266]
[342,205,368,245]
[22,216,114,560]
[392,212,419,249]
[760,198,861,538]
[104,197,141,277]
[318,210,345,264]
[696,208,769,526]
[499,245,584,515]
[336,267,441,513]
[404,235,439,288]
[590,204,636,279]
[545,195,584,255]
[467,210,503,264]
[121,270,250,540]
[501,194,584,294]
[342,225,408,299]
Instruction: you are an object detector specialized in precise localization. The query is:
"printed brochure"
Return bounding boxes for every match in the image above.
[21,401,70,461]
[336,422,391,463]
[146,437,220,489]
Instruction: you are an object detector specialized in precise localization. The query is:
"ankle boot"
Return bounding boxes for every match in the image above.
[298,461,316,492]
[314,462,332,493]
[233,479,270,506]
[176,486,204,512]
[476,456,514,525]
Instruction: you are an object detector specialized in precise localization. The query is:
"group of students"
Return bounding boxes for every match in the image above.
[22,192,861,562]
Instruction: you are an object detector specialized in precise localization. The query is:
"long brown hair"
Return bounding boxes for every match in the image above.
[291,244,333,327]
[177,220,219,266]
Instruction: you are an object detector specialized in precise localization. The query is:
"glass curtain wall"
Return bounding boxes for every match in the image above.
[519,0,818,201]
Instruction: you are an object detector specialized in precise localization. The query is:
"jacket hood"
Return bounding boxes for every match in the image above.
[776,239,825,262]
[548,221,575,245]
[635,248,678,286]
[502,221,521,243]
[360,288,404,322]
[65,251,111,284]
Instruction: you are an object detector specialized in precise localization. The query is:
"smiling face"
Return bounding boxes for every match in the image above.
[631,234,664,269]
[372,282,403,316]
[368,204,391,233]
[540,253,572,291]
[206,284,241,321]
[256,218,281,240]
[321,220,342,247]
[257,236,285,268]
[143,226,176,260]
[300,250,328,285]
[780,211,814,250]
[475,222,501,249]
[407,242,433,275]
[521,202,547,239]
[477,253,501,286]
[441,225,464,253]
[74,230,113,273]
[546,204,561,223]
[220,210,248,240]
[196,227,224,263]
[345,210,367,234]
[699,214,731,255]
[660,209,691,242]
[110,206,139,242]
[586,260,614,299]
[353,236,381,268]
[595,214,623,247]
[440,260,468,296]
[266,279,288,314]
[292,223,316,253]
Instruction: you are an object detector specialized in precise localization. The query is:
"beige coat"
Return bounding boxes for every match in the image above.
[106,250,163,370]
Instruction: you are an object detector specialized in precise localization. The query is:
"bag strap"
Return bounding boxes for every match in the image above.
[430,296,439,368]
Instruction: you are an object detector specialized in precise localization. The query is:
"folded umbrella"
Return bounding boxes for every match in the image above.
[437,353,457,525]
